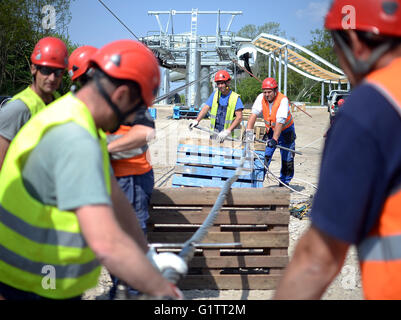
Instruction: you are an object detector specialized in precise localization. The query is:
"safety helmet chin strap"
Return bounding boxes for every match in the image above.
[93,71,141,133]
[332,31,393,76]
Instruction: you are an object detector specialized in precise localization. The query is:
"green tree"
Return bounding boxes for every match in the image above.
[236,22,287,40]
[0,0,76,96]
[305,28,338,67]
[236,22,290,105]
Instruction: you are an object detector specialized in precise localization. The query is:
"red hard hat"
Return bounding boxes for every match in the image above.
[214,70,231,82]
[262,77,278,89]
[337,98,345,106]
[325,0,401,37]
[90,40,160,107]
[68,46,97,81]
[31,37,68,69]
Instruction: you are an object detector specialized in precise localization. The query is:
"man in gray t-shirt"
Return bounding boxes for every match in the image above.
[0,37,68,170]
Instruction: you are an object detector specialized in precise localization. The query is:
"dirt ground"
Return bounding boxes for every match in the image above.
[83,105,363,300]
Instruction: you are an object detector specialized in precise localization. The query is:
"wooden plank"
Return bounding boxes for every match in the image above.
[179,138,243,149]
[148,210,290,225]
[270,248,288,256]
[150,187,290,206]
[175,165,265,182]
[178,144,246,158]
[188,256,288,268]
[148,231,289,247]
[176,154,255,169]
[172,175,263,188]
[178,274,282,290]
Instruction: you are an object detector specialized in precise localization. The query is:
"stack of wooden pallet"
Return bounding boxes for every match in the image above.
[148,187,290,290]
[172,138,265,188]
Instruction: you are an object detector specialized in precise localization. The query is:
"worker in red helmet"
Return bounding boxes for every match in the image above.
[0,40,186,300]
[68,44,158,299]
[246,77,296,187]
[275,0,401,300]
[189,69,244,142]
[103,56,157,299]
[0,37,68,170]
[68,45,98,89]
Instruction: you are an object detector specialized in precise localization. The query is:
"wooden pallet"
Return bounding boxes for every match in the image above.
[172,140,265,188]
[148,187,290,290]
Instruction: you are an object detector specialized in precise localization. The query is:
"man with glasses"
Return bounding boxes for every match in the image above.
[189,70,244,142]
[0,37,68,170]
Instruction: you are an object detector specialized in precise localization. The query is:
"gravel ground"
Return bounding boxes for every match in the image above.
[83,105,363,300]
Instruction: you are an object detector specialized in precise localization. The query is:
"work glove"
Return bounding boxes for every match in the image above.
[245,129,254,143]
[266,139,278,148]
[146,247,188,277]
[217,129,231,142]
[188,120,199,131]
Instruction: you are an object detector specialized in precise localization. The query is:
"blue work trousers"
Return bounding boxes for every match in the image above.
[117,169,154,233]
[264,125,296,185]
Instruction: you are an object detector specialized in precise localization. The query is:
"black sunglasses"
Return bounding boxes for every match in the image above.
[36,65,64,77]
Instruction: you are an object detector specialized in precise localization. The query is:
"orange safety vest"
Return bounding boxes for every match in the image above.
[262,92,294,133]
[358,57,401,300]
[108,125,152,177]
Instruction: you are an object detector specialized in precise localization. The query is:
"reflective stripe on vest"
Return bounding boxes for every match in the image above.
[358,234,401,261]
[108,125,152,177]
[0,92,108,299]
[11,86,59,117]
[262,92,293,132]
[358,57,401,299]
[0,244,99,278]
[0,205,87,248]
[209,90,240,138]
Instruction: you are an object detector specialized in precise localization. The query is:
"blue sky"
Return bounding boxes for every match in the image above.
[68,0,332,48]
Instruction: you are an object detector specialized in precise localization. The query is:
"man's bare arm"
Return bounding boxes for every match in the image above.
[108,125,154,153]
[109,173,148,251]
[0,135,10,171]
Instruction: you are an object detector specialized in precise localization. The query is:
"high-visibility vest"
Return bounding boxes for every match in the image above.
[108,125,152,177]
[11,86,60,117]
[209,90,241,138]
[262,92,294,133]
[0,92,110,299]
[358,57,401,299]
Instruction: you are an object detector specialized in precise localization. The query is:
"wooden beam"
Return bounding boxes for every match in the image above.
[178,274,282,290]
[148,231,289,247]
[149,210,289,225]
[150,187,290,206]
[188,255,288,268]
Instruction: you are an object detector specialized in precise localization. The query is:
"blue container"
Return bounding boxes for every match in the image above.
[148,107,157,120]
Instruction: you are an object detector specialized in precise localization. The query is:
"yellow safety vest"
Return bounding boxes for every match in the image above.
[0,92,110,299]
[209,90,241,138]
[11,86,60,117]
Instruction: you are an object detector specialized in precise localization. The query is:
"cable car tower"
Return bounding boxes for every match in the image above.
[141,9,253,107]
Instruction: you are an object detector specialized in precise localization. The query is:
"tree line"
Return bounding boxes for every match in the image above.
[0,0,76,96]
